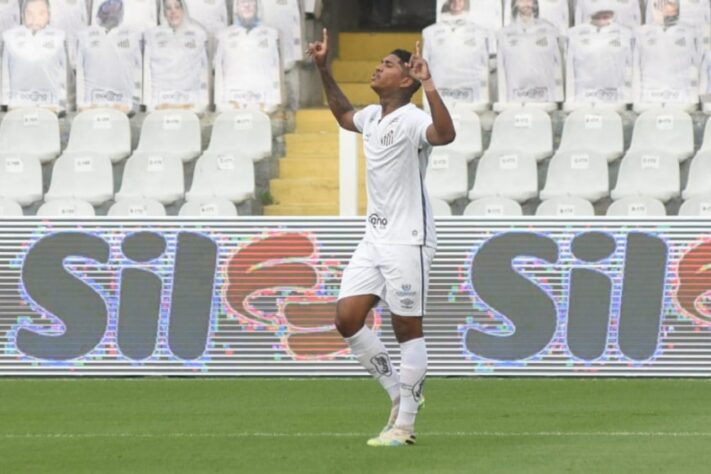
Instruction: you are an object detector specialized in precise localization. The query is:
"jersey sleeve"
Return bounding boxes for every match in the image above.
[352,105,373,133]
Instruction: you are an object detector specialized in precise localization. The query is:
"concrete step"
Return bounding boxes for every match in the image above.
[285,132,339,154]
[271,182,368,205]
[339,32,423,61]
[295,108,339,133]
[278,158,368,179]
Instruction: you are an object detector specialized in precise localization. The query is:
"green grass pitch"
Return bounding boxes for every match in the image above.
[1,378,710,473]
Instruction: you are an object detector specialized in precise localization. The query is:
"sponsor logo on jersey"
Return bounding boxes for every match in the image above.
[368,214,388,230]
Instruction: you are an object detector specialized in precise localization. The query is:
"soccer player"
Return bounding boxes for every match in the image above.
[575,0,641,29]
[92,0,157,33]
[504,0,569,35]
[307,29,456,447]
[1,0,67,111]
[497,0,563,105]
[438,0,503,32]
[633,0,701,107]
[75,0,142,112]
[143,0,209,112]
[565,7,634,108]
[422,16,494,108]
[213,0,282,112]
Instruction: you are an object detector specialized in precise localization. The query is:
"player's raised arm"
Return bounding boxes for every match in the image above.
[408,41,456,146]
[306,28,357,132]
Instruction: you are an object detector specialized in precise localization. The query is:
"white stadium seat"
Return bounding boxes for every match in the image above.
[37,198,95,217]
[108,198,167,217]
[487,108,553,162]
[135,110,202,163]
[468,151,538,202]
[429,197,452,216]
[179,198,238,217]
[65,109,132,163]
[0,154,43,206]
[678,196,711,216]
[535,196,595,217]
[611,150,680,202]
[207,111,272,162]
[682,150,711,199]
[606,196,667,216]
[116,152,185,205]
[0,108,60,164]
[45,153,114,206]
[185,152,255,204]
[0,198,24,217]
[557,109,624,162]
[425,150,468,203]
[539,150,609,202]
[463,197,523,217]
[699,117,711,151]
[628,109,694,162]
[440,103,483,162]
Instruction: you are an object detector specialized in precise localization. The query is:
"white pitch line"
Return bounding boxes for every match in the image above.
[2,431,711,440]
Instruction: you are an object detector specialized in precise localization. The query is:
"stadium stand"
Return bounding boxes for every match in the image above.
[678,195,711,216]
[535,196,596,217]
[443,103,483,161]
[425,150,468,203]
[65,109,132,163]
[207,110,273,161]
[429,197,452,216]
[0,197,24,216]
[557,109,624,162]
[108,197,167,216]
[611,150,680,202]
[682,150,711,199]
[45,152,114,205]
[627,109,694,162]
[37,197,95,216]
[185,151,255,204]
[468,151,538,203]
[0,107,60,163]
[606,196,667,216]
[463,197,524,216]
[487,108,553,161]
[0,154,42,206]
[539,150,609,202]
[179,197,239,216]
[115,152,185,205]
[135,110,202,163]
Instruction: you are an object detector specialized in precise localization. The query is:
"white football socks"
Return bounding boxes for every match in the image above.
[345,326,400,401]
[395,337,427,429]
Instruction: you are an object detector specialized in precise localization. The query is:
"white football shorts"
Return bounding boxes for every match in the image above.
[338,240,436,316]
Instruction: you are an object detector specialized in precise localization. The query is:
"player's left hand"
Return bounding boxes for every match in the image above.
[407,41,431,82]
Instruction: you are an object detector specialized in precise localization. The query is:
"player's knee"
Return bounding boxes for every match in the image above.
[335,300,364,338]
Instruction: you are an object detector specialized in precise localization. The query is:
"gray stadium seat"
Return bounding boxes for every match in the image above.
[463,197,523,216]
[37,198,95,217]
[116,152,185,205]
[206,111,272,162]
[135,110,202,163]
[682,150,711,199]
[487,108,553,162]
[0,198,24,217]
[429,197,452,216]
[179,198,238,217]
[45,152,114,206]
[539,150,609,202]
[0,154,43,206]
[65,109,132,163]
[185,152,255,204]
[628,109,694,162]
[535,196,595,217]
[606,196,667,216]
[108,198,167,217]
[679,196,711,216]
[0,108,60,164]
[425,150,468,203]
[557,108,624,162]
[468,151,538,202]
[610,150,680,202]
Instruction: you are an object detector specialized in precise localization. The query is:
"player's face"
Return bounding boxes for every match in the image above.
[370,54,412,94]
[24,0,49,32]
[515,0,535,17]
[449,0,467,15]
[164,0,185,28]
[236,0,258,21]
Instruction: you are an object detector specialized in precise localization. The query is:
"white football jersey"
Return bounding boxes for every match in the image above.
[575,0,641,29]
[76,25,142,110]
[92,0,157,33]
[634,23,700,104]
[1,25,67,110]
[160,0,227,35]
[437,0,503,31]
[0,0,20,37]
[566,22,633,103]
[645,0,711,48]
[213,24,282,111]
[143,23,209,111]
[259,0,303,70]
[422,20,493,106]
[353,104,436,248]
[497,19,563,103]
[505,0,570,35]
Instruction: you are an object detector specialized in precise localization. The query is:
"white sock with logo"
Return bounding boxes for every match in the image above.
[345,326,400,401]
[395,337,427,430]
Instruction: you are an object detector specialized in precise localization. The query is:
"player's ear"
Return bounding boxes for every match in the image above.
[400,75,416,89]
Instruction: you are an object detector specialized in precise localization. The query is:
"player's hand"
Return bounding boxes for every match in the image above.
[407,41,431,82]
[306,28,329,70]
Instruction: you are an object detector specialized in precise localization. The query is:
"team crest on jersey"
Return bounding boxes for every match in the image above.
[380,128,395,147]
[117,39,130,49]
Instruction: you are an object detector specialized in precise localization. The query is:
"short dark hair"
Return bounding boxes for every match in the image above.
[390,49,421,97]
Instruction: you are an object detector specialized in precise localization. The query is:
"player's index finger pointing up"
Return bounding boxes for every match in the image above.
[415,41,421,58]
[323,28,328,47]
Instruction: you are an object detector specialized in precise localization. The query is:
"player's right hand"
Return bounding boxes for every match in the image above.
[306,28,329,69]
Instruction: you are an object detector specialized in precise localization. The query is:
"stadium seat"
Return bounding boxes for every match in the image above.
[557,109,624,162]
[535,196,595,217]
[682,150,711,199]
[463,197,523,216]
[45,153,114,206]
[185,152,255,204]
[425,150,468,203]
[539,150,609,202]
[179,198,238,217]
[678,196,711,216]
[206,111,272,162]
[0,108,60,164]
[135,110,202,163]
[108,198,166,217]
[65,109,132,163]
[0,198,24,217]
[487,108,553,162]
[610,150,680,202]
[440,103,483,162]
[628,109,694,162]
[468,151,538,202]
[606,196,667,216]
[429,197,452,216]
[0,154,43,206]
[116,152,185,205]
[698,117,711,151]
[37,198,96,217]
